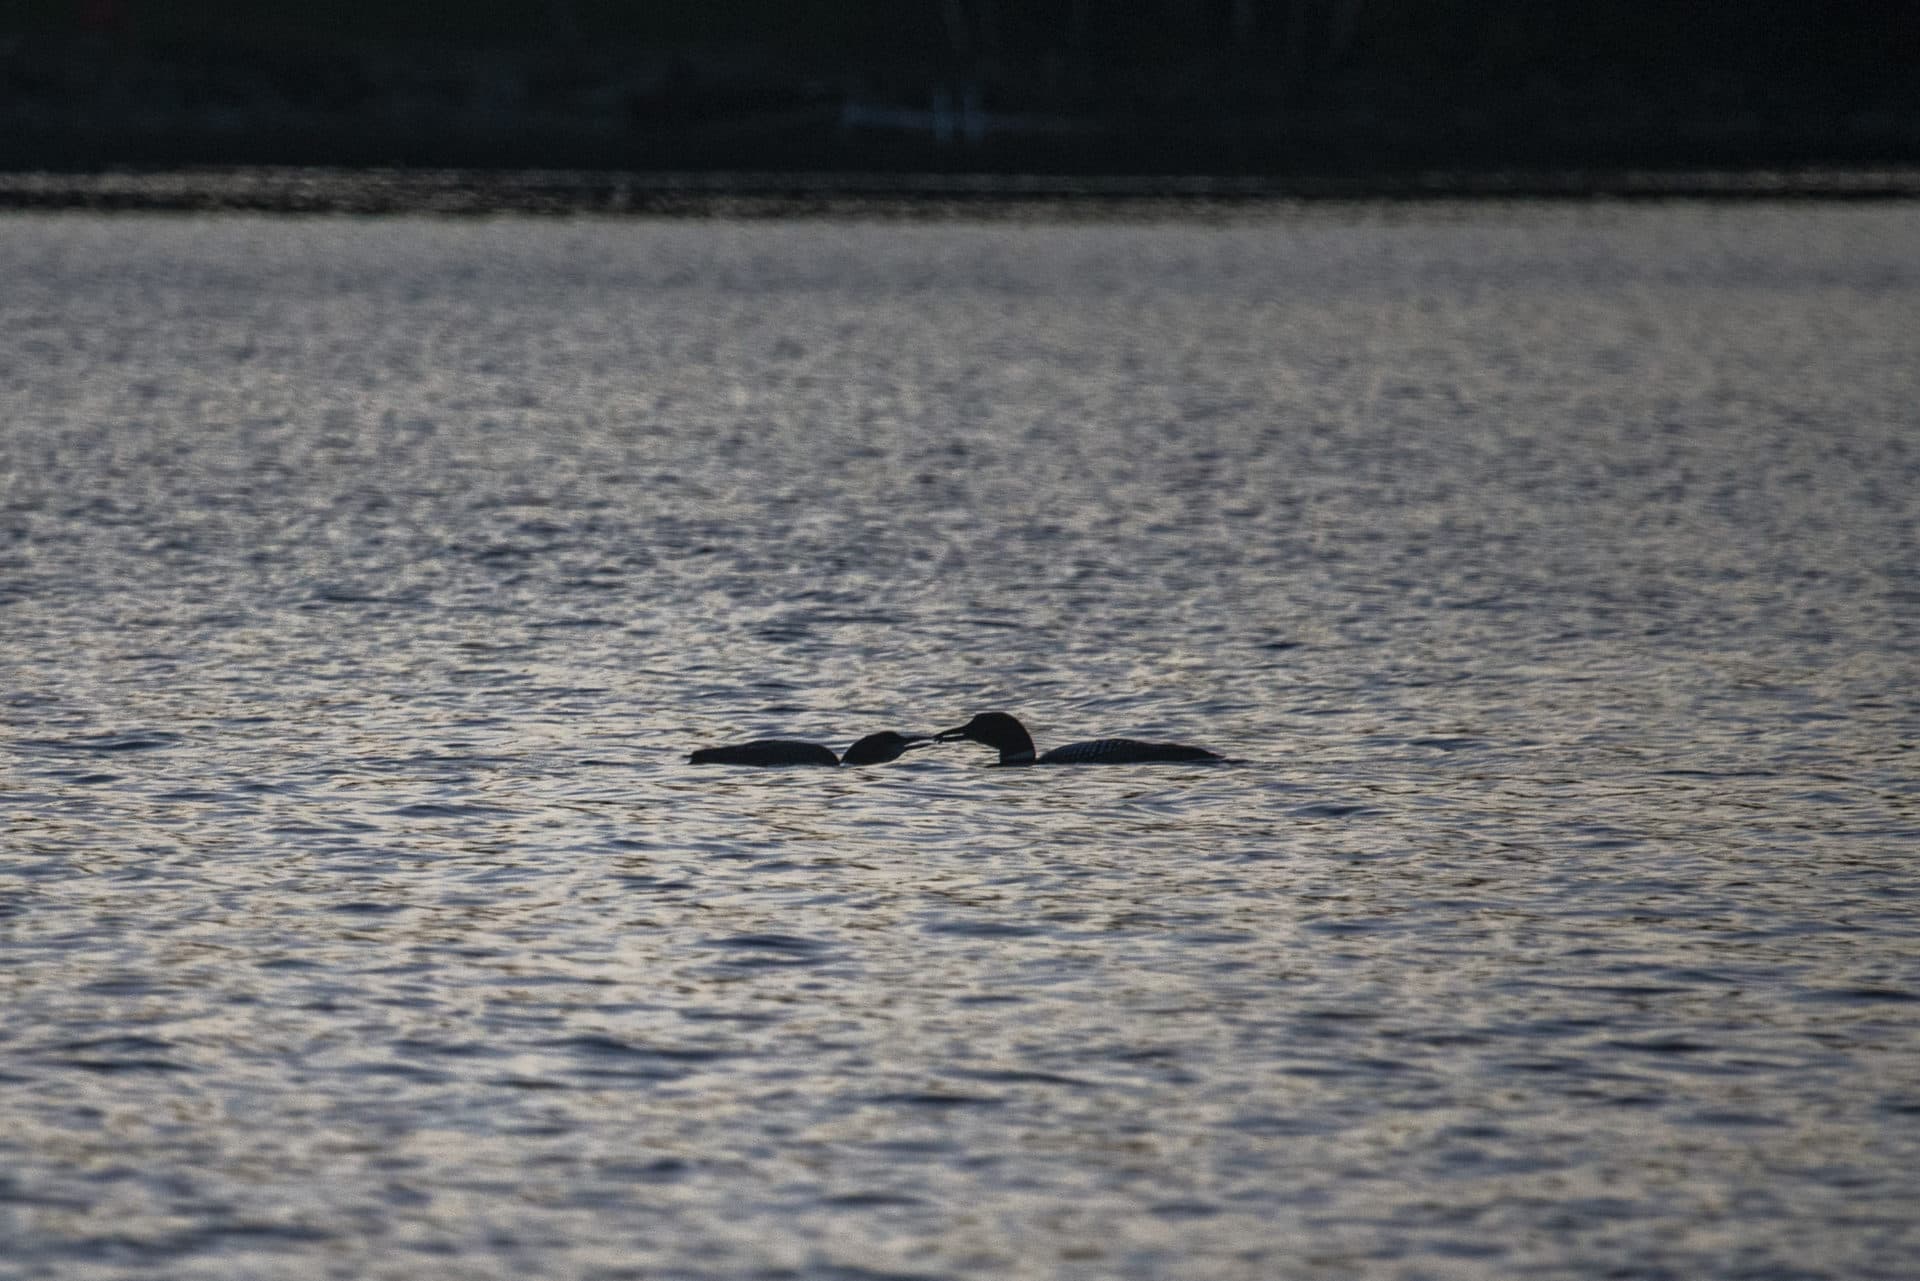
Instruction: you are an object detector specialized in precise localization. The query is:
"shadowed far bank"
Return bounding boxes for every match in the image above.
[4,0,1919,198]
[4,166,1919,217]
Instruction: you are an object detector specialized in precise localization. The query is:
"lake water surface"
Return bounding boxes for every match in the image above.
[2,204,1918,1279]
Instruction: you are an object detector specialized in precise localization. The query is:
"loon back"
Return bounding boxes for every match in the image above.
[1038,738,1222,765]
[689,731,933,767]
[689,739,838,767]
[935,711,1220,766]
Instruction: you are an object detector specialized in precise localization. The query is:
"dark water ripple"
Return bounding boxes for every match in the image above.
[1,206,1918,1279]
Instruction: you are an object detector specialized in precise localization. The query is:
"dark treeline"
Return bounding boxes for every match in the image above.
[18,0,1919,78]
[4,0,1918,176]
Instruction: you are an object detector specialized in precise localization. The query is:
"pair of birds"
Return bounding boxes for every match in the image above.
[690,712,1221,768]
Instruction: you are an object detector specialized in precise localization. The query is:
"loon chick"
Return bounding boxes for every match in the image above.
[690,731,932,768]
[935,712,1221,766]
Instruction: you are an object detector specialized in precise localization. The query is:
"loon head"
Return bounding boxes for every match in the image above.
[839,731,933,767]
[934,712,1037,764]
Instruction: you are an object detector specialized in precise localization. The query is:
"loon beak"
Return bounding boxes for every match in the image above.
[934,724,970,743]
[898,733,936,752]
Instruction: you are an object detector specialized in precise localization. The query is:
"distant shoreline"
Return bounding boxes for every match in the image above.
[4,166,1918,216]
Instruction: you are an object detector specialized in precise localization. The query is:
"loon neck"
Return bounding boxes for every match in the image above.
[978,716,1036,761]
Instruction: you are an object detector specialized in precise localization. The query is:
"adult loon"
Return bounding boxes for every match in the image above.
[689,731,932,767]
[935,712,1221,766]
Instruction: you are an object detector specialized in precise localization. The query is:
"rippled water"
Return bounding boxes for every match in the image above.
[3,205,1918,1280]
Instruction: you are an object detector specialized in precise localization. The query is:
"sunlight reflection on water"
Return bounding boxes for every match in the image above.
[2,204,1918,1280]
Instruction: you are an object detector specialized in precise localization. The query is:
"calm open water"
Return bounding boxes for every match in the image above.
[2,204,1918,1280]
